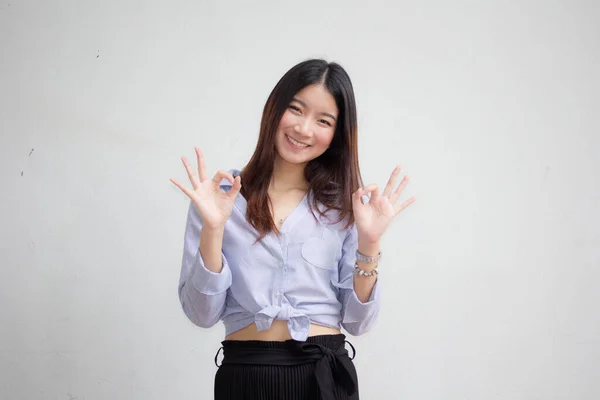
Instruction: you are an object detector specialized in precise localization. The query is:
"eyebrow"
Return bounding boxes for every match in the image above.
[292,97,337,121]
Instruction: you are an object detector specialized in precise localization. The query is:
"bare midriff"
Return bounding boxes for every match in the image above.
[225,320,341,341]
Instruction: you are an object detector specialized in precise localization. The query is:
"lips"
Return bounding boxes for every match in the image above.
[285,134,309,148]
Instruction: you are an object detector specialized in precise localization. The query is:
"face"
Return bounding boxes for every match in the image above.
[274,84,339,166]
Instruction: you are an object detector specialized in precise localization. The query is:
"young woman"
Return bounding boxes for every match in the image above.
[170,59,415,400]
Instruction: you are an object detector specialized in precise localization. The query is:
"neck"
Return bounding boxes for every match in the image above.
[271,156,309,192]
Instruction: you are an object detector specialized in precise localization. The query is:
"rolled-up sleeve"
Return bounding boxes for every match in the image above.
[334,223,381,336]
[178,201,232,328]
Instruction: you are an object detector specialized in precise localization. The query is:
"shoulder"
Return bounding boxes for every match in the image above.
[309,199,357,243]
[309,193,353,227]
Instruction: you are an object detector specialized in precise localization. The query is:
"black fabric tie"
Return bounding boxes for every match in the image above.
[292,341,357,400]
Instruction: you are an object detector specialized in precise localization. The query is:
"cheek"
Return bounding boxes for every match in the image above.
[316,129,335,148]
[277,111,295,129]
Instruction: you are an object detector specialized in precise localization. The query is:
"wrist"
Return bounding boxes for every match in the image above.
[357,240,380,257]
[354,261,379,274]
[201,225,225,237]
[356,236,381,273]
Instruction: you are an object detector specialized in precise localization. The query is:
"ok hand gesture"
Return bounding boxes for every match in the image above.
[352,165,415,243]
[170,147,241,230]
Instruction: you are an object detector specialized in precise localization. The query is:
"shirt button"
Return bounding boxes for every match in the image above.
[278,261,284,267]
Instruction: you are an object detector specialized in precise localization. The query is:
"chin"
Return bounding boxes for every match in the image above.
[276,149,311,165]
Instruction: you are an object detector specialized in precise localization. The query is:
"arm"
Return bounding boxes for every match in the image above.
[178,201,232,328]
[336,224,381,336]
[341,164,416,334]
[354,235,380,303]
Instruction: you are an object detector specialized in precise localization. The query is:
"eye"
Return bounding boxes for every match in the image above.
[288,105,301,113]
[318,119,332,127]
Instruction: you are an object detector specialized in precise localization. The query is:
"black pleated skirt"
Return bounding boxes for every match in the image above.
[214,334,359,400]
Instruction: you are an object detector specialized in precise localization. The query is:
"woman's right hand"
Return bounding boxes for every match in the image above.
[170,146,242,230]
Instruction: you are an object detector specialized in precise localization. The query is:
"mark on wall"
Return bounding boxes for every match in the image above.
[542,165,550,182]
[21,149,35,176]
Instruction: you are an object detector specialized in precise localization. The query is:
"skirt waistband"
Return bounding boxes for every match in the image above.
[214,334,357,400]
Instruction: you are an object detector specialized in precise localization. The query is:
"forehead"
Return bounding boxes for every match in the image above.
[294,84,338,115]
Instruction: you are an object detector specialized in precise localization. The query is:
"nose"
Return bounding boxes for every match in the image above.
[294,118,312,136]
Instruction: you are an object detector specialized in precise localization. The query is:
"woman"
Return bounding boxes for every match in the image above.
[170,59,415,400]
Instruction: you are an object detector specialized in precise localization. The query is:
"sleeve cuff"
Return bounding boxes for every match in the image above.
[343,279,380,323]
[190,251,232,295]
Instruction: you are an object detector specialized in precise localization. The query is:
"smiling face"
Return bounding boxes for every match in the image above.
[274,84,339,166]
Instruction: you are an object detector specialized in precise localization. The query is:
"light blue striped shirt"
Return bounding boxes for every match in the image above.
[177,169,381,341]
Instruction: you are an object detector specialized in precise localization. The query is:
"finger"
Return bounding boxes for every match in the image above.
[227,176,242,200]
[394,196,416,215]
[352,187,364,209]
[170,177,194,199]
[382,165,401,198]
[212,170,235,187]
[195,146,208,182]
[391,175,410,204]
[362,184,380,203]
[181,156,199,190]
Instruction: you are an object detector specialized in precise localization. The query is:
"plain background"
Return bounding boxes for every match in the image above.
[1,0,599,399]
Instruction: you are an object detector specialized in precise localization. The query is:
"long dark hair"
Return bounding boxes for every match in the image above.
[240,59,363,238]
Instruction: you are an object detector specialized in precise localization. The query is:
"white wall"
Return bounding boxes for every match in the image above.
[1,0,599,399]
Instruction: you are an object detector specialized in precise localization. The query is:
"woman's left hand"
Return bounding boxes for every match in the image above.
[352,165,416,243]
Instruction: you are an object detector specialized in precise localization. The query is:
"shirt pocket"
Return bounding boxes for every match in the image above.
[300,229,340,270]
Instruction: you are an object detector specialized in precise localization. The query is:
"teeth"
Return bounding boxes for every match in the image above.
[286,135,308,147]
